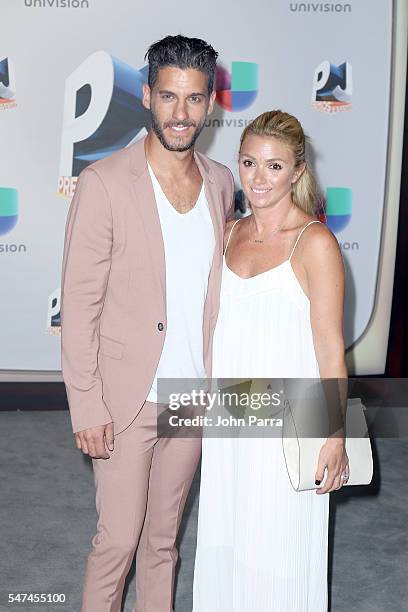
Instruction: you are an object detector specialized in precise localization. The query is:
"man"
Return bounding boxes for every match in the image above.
[61,35,234,612]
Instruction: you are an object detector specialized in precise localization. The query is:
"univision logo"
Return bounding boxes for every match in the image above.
[0,187,18,235]
[324,187,352,232]
[24,0,89,7]
[290,3,351,12]
[215,62,258,112]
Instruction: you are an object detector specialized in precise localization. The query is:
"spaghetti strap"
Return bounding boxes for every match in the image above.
[224,219,241,256]
[289,220,322,261]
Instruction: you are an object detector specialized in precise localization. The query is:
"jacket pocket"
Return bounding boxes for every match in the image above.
[99,335,124,359]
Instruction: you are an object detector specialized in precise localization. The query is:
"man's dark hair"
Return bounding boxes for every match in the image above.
[145,34,219,95]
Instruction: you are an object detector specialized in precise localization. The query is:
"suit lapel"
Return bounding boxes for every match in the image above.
[195,151,224,377]
[194,151,223,259]
[129,137,166,307]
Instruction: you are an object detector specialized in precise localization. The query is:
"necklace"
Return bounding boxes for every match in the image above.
[248,205,295,244]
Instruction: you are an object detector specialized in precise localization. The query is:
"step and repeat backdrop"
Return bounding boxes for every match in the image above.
[0,0,405,375]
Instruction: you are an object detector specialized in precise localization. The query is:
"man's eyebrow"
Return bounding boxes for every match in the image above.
[157,90,206,97]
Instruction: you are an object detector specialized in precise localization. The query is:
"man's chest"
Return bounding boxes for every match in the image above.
[157,178,204,213]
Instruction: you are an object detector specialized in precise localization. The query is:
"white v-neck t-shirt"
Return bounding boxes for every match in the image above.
[146,163,215,403]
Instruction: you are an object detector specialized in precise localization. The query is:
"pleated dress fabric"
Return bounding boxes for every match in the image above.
[193,220,329,612]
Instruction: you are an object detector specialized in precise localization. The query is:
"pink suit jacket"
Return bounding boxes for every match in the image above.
[61,136,235,435]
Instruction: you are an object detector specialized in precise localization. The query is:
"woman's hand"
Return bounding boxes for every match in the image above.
[315,438,349,494]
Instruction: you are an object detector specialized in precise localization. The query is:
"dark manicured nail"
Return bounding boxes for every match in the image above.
[315,479,321,485]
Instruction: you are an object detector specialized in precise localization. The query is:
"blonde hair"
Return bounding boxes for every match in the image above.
[239,110,318,215]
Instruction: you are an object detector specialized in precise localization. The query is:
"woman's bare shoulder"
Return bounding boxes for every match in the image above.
[224,218,239,243]
[304,220,339,248]
[298,220,343,268]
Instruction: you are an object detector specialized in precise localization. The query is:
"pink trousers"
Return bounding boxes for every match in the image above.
[81,401,202,612]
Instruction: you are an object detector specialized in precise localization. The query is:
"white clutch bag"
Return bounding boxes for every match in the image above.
[282,397,373,491]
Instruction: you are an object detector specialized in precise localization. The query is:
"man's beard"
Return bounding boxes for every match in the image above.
[150,109,207,152]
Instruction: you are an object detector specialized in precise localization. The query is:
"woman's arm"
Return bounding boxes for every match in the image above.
[302,224,349,494]
[306,225,347,376]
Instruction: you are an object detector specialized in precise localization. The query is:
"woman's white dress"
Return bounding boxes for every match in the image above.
[193,220,329,612]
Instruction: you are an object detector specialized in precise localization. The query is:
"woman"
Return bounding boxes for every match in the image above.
[193,110,349,611]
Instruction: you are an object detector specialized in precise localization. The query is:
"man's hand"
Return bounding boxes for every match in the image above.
[75,422,114,459]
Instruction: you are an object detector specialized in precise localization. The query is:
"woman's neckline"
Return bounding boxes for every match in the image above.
[223,256,291,280]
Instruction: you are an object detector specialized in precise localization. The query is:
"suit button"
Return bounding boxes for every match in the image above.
[157,322,164,331]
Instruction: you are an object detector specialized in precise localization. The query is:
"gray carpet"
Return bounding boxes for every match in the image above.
[1,410,407,612]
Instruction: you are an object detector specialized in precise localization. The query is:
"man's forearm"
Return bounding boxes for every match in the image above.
[60,167,113,433]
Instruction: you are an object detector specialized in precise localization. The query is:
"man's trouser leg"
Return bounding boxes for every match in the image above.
[133,425,202,612]
[81,401,201,612]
